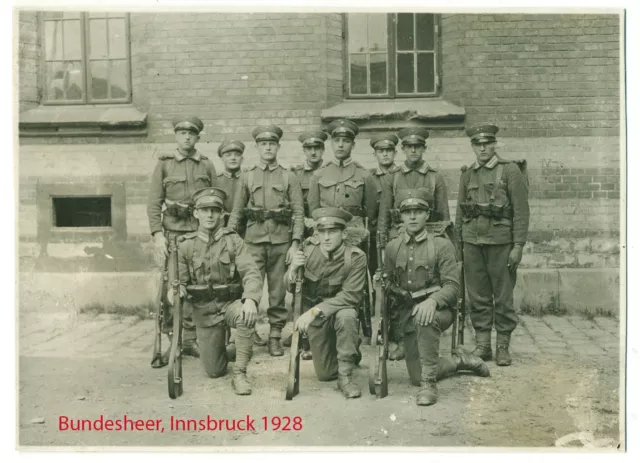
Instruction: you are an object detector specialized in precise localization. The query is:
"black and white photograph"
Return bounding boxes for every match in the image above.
[14,1,627,450]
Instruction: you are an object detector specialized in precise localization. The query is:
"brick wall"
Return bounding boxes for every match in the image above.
[18,11,39,112]
[441,14,621,137]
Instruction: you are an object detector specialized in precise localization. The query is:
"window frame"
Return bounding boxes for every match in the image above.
[343,13,442,100]
[39,12,132,106]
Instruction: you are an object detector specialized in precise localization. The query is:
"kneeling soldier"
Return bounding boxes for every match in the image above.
[384,189,490,406]
[177,187,263,395]
[287,207,366,399]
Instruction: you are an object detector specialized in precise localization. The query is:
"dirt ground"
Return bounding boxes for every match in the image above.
[18,342,622,449]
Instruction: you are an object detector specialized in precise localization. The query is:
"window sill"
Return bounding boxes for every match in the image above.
[321,98,466,131]
[19,104,148,137]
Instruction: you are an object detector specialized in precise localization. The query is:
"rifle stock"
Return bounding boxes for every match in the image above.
[167,236,184,399]
[286,246,304,400]
[451,248,465,350]
[369,231,389,398]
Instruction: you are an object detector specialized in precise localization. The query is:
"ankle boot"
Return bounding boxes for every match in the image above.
[453,348,490,377]
[472,331,492,361]
[495,332,512,366]
[232,373,252,395]
[416,381,438,406]
[337,375,361,398]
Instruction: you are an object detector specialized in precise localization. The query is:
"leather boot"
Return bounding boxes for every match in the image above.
[182,340,200,358]
[231,373,252,395]
[268,337,284,356]
[252,332,268,346]
[282,333,292,347]
[495,332,512,366]
[337,375,361,399]
[472,331,492,361]
[416,381,438,406]
[452,348,490,377]
[231,328,253,395]
[389,342,405,361]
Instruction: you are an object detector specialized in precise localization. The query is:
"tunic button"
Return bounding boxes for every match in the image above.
[408,280,412,284]
[409,257,413,261]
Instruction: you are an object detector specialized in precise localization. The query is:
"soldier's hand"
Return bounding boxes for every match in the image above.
[508,245,523,273]
[285,241,300,265]
[241,299,258,328]
[153,232,168,265]
[166,286,187,306]
[290,250,306,273]
[412,299,438,326]
[294,310,315,334]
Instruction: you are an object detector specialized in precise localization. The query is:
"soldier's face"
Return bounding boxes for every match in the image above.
[221,150,243,171]
[402,143,426,164]
[401,208,430,234]
[331,136,354,160]
[194,206,222,230]
[175,129,199,151]
[256,141,280,162]
[374,147,396,167]
[303,145,324,164]
[472,141,496,164]
[317,227,346,253]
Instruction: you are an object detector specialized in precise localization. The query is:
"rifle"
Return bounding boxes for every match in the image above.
[369,231,389,398]
[167,236,184,399]
[360,218,373,344]
[451,247,465,350]
[150,266,168,369]
[285,243,304,400]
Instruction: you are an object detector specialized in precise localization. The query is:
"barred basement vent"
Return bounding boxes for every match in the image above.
[52,196,112,228]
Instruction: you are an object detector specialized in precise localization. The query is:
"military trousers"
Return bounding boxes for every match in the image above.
[307,308,360,380]
[195,300,255,378]
[246,242,289,334]
[403,308,454,384]
[463,242,518,336]
[163,230,196,344]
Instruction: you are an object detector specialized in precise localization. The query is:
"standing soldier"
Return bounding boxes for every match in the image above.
[285,130,328,359]
[177,188,263,395]
[227,125,305,357]
[148,116,217,362]
[287,207,366,399]
[217,139,266,347]
[455,124,530,366]
[307,119,378,343]
[378,127,450,246]
[384,189,490,406]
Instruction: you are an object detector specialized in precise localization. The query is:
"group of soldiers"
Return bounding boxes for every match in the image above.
[147,115,530,405]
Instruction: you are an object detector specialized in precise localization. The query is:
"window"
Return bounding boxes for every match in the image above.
[53,197,112,227]
[345,13,440,98]
[42,12,131,104]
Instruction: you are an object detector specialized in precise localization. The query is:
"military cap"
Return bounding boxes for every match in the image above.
[172,116,204,134]
[398,127,430,146]
[298,131,328,147]
[218,140,245,157]
[370,133,399,150]
[397,189,433,212]
[311,207,353,230]
[326,119,359,140]
[251,125,283,142]
[191,187,227,210]
[466,124,499,144]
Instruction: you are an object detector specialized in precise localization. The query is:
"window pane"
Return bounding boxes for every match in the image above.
[416,14,435,51]
[90,60,109,99]
[348,14,368,53]
[108,18,127,59]
[44,20,63,60]
[89,19,108,59]
[417,53,435,93]
[63,20,82,60]
[110,60,129,99]
[89,12,109,18]
[396,13,414,51]
[350,54,367,94]
[44,12,80,19]
[370,53,387,94]
[396,53,414,93]
[46,61,84,101]
[367,14,386,52]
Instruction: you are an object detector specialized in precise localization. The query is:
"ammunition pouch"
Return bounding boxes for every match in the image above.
[244,207,292,226]
[460,202,512,220]
[387,284,442,309]
[186,283,243,303]
[164,201,192,220]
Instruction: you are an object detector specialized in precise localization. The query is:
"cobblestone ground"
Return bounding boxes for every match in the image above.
[18,312,624,449]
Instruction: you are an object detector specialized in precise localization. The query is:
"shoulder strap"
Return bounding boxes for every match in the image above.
[344,246,354,277]
[223,233,237,278]
[490,164,504,202]
[426,232,436,275]
[282,168,290,203]
[247,169,255,206]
